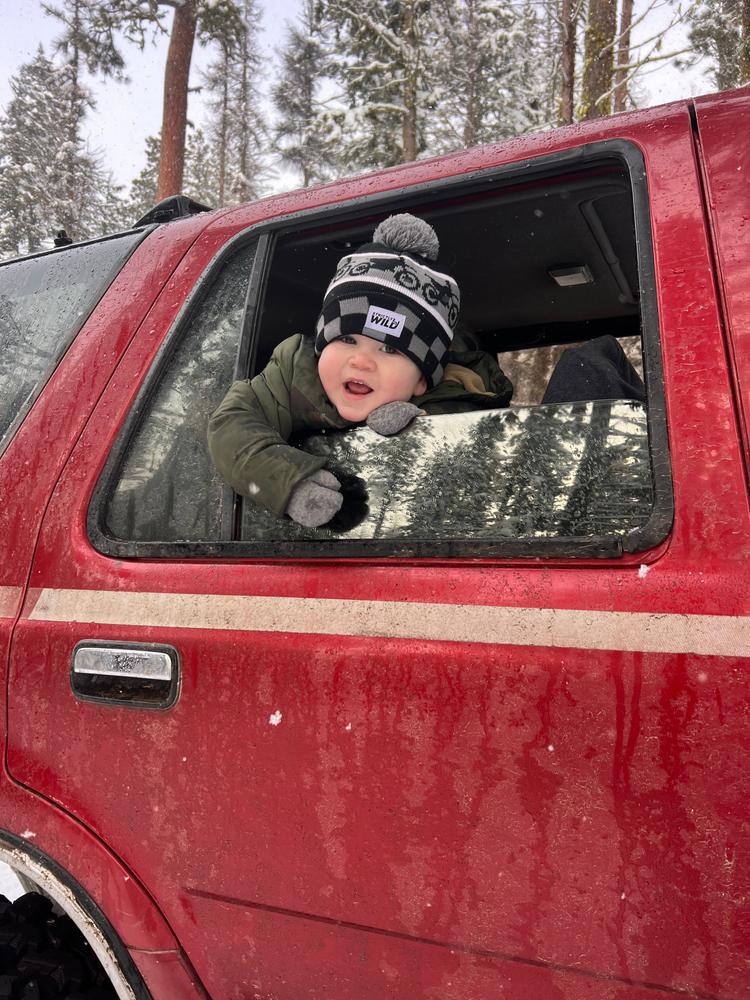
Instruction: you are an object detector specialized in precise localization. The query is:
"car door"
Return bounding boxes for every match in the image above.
[8,106,750,1000]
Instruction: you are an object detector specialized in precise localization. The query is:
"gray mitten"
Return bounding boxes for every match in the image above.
[286,469,343,528]
[366,401,423,436]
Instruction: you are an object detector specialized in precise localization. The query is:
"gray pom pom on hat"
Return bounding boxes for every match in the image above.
[373,214,440,261]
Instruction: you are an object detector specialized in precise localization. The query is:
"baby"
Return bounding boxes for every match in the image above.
[208,214,511,528]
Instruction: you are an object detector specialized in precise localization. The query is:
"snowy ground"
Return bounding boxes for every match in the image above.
[0,861,25,900]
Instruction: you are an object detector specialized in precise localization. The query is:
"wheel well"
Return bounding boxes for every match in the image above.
[0,831,149,999]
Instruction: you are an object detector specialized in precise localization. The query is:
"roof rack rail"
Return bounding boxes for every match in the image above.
[134,194,212,228]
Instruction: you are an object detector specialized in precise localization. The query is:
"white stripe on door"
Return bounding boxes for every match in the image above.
[27,588,750,658]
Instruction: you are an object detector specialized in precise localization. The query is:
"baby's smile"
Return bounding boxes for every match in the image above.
[344,379,373,396]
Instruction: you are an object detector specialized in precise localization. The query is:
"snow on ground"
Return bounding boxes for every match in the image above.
[0,861,25,900]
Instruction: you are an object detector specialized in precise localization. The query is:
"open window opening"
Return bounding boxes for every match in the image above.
[254,165,642,381]
[95,143,671,559]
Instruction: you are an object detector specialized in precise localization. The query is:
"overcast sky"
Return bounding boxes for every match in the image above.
[0,0,711,196]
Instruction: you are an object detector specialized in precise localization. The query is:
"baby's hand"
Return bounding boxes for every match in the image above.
[286,469,343,527]
[366,401,423,436]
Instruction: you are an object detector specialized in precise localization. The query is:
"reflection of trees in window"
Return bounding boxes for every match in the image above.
[557,402,616,534]
[368,422,433,537]
[401,434,455,537]
[401,415,498,538]
[239,400,652,546]
[487,407,562,536]
[487,402,652,537]
[0,293,38,433]
[563,402,652,535]
[106,241,257,542]
[0,234,141,444]
[399,402,651,540]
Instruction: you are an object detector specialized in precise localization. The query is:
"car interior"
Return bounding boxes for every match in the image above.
[253,161,643,394]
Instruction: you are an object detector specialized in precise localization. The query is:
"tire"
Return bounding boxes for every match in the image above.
[0,893,116,999]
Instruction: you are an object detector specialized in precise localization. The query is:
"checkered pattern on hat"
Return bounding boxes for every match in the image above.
[315,289,452,386]
[314,246,460,389]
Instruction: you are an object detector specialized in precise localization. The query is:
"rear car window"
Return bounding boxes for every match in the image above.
[0,232,144,453]
[93,142,671,559]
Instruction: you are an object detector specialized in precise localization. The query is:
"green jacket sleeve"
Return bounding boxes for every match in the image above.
[207,336,327,517]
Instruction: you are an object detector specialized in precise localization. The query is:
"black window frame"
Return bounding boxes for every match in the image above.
[88,140,673,561]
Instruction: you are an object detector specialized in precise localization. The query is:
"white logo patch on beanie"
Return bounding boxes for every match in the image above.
[364,304,406,338]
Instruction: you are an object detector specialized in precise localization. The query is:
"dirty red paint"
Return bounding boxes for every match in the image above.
[2,89,749,998]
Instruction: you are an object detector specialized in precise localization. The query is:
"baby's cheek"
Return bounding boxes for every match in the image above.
[317,359,336,399]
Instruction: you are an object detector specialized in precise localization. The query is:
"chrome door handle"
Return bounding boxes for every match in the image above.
[71,642,180,708]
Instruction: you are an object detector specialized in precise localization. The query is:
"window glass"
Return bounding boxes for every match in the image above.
[104,240,257,542]
[240,401,652,542]
[0,233,143,450]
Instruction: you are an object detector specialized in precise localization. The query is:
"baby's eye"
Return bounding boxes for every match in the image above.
[339,335,357,345]
[381,344,399,355]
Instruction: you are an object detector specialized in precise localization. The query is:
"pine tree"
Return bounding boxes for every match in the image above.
[321,0,436,169]
[159,0,200,199]
[0,50,60,255]
[225,0,269,201]
[273,0,336,186]
[71,154,130,237]
[183,127,221,206]
[688,0,750,89]
[202,0,269,204]
[158,0,246,199]
[42,0,137,233]
[126,135,162,225]
[96,174,132,233]
[0,48,112,256]
[613,0,634,111]
[201,27,233,204]
[557,0,580,123]
[428,0,544,152]
[42,0,144,81]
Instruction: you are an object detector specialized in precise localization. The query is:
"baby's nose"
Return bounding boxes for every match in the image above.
[350,350,376,369]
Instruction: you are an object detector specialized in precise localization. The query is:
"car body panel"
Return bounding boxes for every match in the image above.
[3,96,750,999]
[693,87,750,474]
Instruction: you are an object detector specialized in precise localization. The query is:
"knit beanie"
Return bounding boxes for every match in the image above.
[314,214,460,389]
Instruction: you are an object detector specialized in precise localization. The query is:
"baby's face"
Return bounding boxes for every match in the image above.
[318,334,427,422]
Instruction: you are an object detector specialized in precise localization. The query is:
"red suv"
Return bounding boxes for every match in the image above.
[0,87,748,999]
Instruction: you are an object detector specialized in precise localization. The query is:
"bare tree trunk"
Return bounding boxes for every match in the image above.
[237,24,250,201]
[402,0,419,161]
[218,51,229,205]
[613,0,633,111]
[581,0,618,119]
[462,0,478,145]
[61,0,82,236]
[158,0,198,200]
[558,0,577,124]
[740,0,750,84]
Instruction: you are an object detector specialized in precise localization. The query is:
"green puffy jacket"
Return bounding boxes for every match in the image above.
[207,334,512,517]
